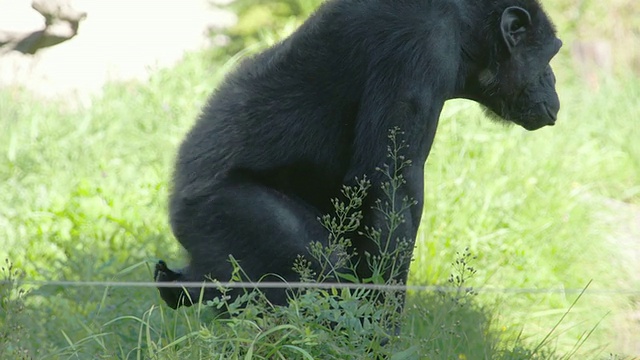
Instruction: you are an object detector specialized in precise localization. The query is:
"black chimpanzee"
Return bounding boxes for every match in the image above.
[155,0,562,309]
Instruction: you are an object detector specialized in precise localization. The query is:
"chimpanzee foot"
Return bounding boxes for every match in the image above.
[154,260,193,309]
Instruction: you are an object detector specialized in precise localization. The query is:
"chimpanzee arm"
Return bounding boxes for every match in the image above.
[349,68,446,230]
[343,49,451,282]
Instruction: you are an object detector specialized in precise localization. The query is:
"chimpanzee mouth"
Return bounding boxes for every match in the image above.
[544,104,557,123]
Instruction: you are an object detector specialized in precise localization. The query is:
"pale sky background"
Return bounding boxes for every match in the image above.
[0,0,235,104]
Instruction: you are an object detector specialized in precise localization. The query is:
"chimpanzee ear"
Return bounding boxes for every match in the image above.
[501,6,532,52]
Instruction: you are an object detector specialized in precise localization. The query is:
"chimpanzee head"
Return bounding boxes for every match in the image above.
[462,1,562,131]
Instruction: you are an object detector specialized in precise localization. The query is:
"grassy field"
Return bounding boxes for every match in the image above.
[1,8,640,360]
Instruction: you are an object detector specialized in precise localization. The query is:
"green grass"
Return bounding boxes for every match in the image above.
[414,72,640,355]
[1,34,639,360]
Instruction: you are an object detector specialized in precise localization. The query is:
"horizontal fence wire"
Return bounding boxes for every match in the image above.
[2,279,639,295]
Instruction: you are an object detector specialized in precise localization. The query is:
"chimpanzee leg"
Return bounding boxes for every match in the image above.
[156,178,329,308]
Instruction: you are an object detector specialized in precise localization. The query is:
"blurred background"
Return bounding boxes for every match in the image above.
[1,0,638,358]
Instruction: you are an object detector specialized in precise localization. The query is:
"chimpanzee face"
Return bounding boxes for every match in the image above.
[474,6,562,131]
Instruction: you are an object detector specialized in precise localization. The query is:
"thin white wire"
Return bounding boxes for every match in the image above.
[2,279,639,295]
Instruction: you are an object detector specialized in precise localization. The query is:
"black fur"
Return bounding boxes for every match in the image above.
[155,0,561,309]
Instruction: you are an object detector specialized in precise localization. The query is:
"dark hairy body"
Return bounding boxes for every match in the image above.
[155,0,562,309]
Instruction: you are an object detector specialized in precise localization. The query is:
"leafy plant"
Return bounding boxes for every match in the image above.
[0,260,33,360]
